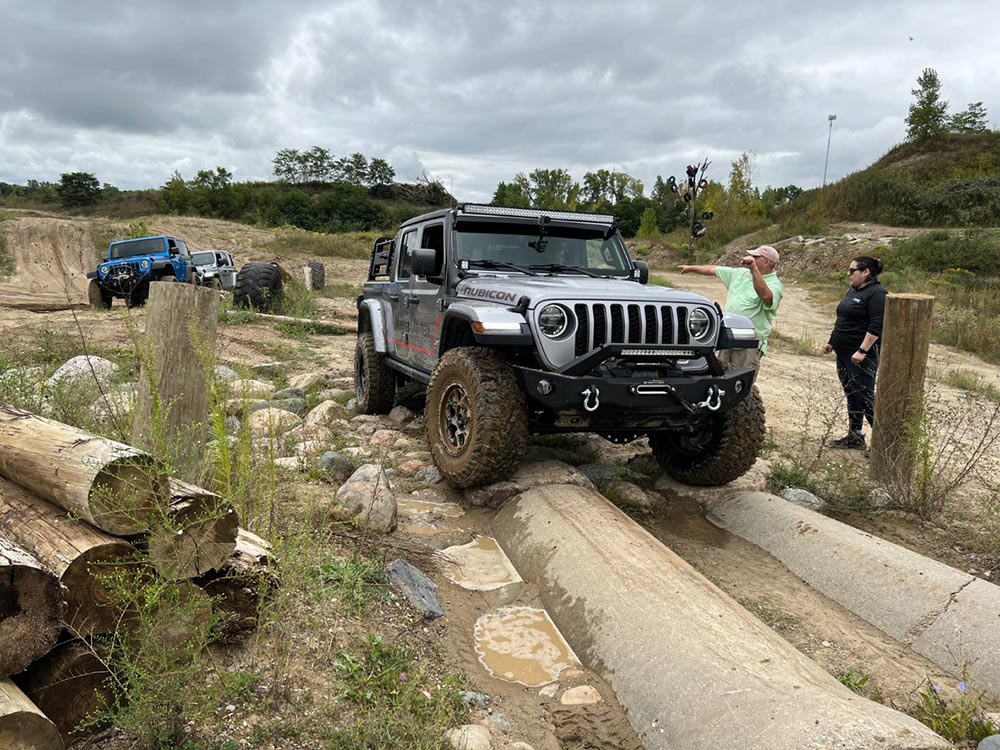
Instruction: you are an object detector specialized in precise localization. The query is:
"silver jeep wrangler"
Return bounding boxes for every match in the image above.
[355,204,764,489]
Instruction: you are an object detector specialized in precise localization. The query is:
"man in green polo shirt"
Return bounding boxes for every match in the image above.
[678,244,783,369]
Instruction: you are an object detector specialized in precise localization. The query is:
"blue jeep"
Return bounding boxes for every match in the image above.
[86,235,196,308]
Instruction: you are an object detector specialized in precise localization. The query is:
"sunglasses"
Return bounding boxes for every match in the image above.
[848,266,865,274]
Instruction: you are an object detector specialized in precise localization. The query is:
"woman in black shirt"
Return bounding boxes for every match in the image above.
[823,257,888,449]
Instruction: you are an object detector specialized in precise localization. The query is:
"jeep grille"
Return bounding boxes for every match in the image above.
[572,303,692,356]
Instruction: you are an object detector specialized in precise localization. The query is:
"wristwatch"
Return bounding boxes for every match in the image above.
[857,348,869,355]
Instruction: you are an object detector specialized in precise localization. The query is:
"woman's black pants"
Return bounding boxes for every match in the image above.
[835,348,878,432]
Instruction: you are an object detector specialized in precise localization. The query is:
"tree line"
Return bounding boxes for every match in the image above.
[906,68,990,141]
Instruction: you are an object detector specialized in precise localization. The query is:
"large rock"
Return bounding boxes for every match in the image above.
[272,387,307,401]
[247,407,302,437]
[49,355,119,388]
[288,372,328,393]
[305,400,350,427]
[215,364,239,382]
[268,397,308,417]
[316,451,354,481]
[334,479,397,533]
[388,405,416,424]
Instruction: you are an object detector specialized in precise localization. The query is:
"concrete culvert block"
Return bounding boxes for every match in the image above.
[493,484,950,750]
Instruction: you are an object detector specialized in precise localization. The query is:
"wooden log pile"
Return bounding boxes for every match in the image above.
[0,404,276,747]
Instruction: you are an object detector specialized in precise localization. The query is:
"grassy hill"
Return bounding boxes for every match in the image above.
[777,132,1000,227]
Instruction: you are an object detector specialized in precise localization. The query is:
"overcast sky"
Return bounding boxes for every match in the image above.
[1,0,997,202]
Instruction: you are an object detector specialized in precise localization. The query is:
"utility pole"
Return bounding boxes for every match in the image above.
[822,114,837,188]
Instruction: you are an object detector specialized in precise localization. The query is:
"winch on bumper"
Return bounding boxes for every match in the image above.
[514,365,757,432]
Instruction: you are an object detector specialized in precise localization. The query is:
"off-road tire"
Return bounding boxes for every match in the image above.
[650,383,765,487]
[425,347,528,489]
[234,262,283,312]
[308,261,325,290]
[354,333,396,414]
[126,284,150,308]
[88,279,112,309]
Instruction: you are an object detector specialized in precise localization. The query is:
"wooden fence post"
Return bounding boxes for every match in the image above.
[133,282,219,482]
[869,293,935,485]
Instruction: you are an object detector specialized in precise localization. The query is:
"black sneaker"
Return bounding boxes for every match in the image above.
[830,432,866,450]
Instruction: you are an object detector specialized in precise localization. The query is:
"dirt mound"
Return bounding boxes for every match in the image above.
[0,216,97,309]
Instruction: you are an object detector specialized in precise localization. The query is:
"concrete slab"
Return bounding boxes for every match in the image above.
[707,492,973,642]
[914,578,1000,696]
[493,484,949,750]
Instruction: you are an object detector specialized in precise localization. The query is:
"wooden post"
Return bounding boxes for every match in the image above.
[0,678,63,750]
[0,477,141,637]
[133,282,219,482]
[0,536,64,678]
[869,293,936,484]
[0,403,168,535]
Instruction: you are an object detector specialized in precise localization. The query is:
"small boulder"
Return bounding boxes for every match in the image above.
[272,387,307,401]
[560,685,602,705]
[605,480,655,510]
[274,456,307,473]
[316,451,355,481]
[288,372,328,393]
[978,736,1000,750]
[371,429,404,447]
[388,405,416,424]
[248,408,302,438]
[230,379,275,399]
[446,725,491,750]
[269,397,308,417]
[414,465,443,484]
[386,559,444,619]
[333,480,397,532]
[782,487,826,511]
[89,386,136,423]
[317,387,353,402]
[49,355,119,389]
[345,464,390,486]
[305,400,350,427]
[293,440,328,458]
[214,365,239,382]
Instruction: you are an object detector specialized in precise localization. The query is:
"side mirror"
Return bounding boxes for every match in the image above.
[633,260,650,285]
[411,247,439,280]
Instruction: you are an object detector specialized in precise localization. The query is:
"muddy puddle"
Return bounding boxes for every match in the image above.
[474,606,579,687]
[396,495,464,535]
[437,536,522,590]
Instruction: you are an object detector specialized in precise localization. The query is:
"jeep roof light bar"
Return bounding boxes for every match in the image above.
[457,203,616,226]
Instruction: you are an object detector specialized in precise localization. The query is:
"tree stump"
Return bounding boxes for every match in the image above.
[0,403,168,534]
[0,478,141,636]
[15,639,113,739]
[0,536,64,678]
[0,678,62,750]
[147,478,238,579]
[132,282,219,482]
[870,294,936,485]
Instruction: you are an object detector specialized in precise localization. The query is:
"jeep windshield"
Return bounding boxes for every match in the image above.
[454,223,631,276]
[110,237,166,259]
[191,251,216,266]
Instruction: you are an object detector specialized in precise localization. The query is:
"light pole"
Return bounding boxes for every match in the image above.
[822,114,837,188]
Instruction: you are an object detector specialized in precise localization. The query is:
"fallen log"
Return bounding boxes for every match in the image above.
[0,477,142,636]
[223,309,355,333]
[0,678,63,750]
[0,536,64,678]
[0,404,169,534]
[195,528,275,637]
[146,479,238,579]
[15,639,113,739]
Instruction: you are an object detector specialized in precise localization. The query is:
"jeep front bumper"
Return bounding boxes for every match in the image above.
[514,365,756,431]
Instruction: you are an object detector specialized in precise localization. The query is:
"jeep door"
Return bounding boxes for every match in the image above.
[388,228,419,365]
[405,222,445,372]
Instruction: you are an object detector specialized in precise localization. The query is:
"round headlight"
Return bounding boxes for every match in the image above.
[538,304,570,339]
[140,260,150,269]
[99,264,110,275]
[687,308,713,340]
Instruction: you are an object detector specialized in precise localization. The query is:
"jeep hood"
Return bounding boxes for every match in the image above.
[454,275,712,308]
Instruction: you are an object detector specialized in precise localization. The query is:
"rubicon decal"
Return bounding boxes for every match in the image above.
[460,288,521,304]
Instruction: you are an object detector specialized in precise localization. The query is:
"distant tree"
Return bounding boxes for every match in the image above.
[581,169,643,207]
[272,148,303,183]
[636,206,659,240]
[906,68,949,141]
[340,153,370,185]
[57,172,102,207]
[160,171,189,213]
[950,102,989,133]
[303,146,335,182]
[726,151,761,214]
[366,158,395,186]
[491,180,531,207]
[516,168,580,210]
[761,184,803,217]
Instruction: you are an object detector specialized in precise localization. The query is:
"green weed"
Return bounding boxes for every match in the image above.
[914,678,998,744]
[312,552,390,615]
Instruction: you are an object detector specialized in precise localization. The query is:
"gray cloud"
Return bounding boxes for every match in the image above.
[1,0,997,201]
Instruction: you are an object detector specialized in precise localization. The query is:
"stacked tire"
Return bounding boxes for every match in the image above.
[234,263,283,313]
[307,262,325,290]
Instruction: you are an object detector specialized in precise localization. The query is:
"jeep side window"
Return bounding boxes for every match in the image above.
[396,230,417,280]
[419,224,444,276]
[167,239,178,255]
[176,240,189,257]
